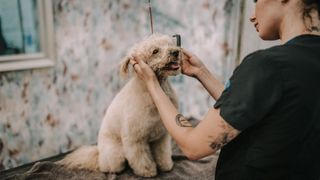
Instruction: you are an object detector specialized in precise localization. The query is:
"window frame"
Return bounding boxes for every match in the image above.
[0,0,55,72]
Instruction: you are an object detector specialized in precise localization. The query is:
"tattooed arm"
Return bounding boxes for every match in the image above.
[147,82,240,160]
[175,109,239,160]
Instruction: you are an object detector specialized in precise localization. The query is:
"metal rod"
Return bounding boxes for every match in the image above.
[148,0,154,34]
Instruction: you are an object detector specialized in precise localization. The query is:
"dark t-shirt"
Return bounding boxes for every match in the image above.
[214,34,320,180]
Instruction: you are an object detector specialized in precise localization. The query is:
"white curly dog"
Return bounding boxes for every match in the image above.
[57,34,181,177]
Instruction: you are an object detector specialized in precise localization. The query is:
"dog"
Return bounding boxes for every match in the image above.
[57,34,181,177]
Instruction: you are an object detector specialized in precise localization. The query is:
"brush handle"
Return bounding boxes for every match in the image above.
[173,34,181,47]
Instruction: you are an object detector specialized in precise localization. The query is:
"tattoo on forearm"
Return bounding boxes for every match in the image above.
[175,114,193,127]
[209,133,230,150]
[208,120,239,151]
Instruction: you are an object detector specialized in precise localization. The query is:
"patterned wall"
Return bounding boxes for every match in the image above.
[0,0,238,170]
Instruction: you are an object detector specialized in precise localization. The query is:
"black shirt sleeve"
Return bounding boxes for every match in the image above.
[214,51,283,131]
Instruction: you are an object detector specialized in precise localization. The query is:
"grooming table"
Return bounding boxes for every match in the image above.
[1,120,219,180]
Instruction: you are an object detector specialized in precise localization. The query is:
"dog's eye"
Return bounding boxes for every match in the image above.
[152,49,159,54]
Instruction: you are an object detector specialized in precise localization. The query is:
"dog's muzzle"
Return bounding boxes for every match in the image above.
[170,50,179,58]
[163,50,181,71]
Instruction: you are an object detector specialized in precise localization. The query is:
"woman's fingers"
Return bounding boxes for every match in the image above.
[181,48,193,58]
[181,54,192,68]
[129,57,141,72]
[130,56,150,76]
[129,56,137,65]
[130,56,146,67]
[181,49,195,65]
[130,59,137,66]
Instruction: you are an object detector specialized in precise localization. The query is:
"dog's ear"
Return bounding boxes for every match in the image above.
[119,55,132,79]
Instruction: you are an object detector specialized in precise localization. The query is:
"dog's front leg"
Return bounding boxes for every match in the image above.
[123,138,157,177]
[151,134,174,172]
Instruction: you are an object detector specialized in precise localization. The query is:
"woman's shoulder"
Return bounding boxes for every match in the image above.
[241,44,293,67]
[232,50,279,78]
[251,34,320,61]
[240,49,276,67]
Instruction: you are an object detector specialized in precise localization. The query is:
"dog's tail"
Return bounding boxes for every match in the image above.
[56,145,99,171]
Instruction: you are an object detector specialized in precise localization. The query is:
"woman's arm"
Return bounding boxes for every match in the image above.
[182,49,224,100]
[148,82,240,160]
[195,67,225,101]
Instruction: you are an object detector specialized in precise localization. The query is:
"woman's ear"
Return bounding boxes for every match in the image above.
[119,55,132,79]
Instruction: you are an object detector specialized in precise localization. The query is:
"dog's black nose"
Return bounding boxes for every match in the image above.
[170,50,179,57]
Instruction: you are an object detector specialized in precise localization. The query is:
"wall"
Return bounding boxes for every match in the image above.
[0,0,240,170]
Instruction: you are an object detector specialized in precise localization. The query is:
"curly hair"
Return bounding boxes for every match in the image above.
[300,0,320,31]
[302,0,320,18]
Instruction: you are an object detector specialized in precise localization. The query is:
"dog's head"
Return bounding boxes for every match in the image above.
[120,34,181,78]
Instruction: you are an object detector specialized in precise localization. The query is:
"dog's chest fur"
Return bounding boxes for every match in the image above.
[130,78,178,142]
[100,77,178,143]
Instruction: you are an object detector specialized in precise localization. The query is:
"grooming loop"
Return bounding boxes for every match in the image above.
[147,1,182,47]
[148,0,154,34]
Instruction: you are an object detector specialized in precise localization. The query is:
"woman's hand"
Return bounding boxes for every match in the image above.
[130,56,159,88]
[181,49,206,78]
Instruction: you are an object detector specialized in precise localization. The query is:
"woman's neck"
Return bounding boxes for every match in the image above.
[279,8,320,43]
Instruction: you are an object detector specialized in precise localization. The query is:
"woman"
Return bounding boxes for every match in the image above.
[131,0,320,179]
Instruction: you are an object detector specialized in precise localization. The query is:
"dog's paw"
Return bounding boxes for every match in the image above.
[158,159,174,172]
[99,162,126,173]
[133,164,157,177]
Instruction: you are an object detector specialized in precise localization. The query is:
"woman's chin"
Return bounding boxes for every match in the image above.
[259,32,280,41]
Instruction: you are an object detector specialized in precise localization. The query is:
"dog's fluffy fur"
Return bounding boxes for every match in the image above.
[57,34,181,177]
